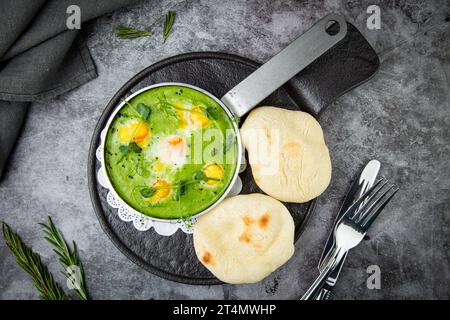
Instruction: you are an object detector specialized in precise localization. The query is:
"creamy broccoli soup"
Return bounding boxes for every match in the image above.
[104,85,238,219]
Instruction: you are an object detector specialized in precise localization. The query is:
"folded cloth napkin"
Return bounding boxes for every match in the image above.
[0,0,140,179]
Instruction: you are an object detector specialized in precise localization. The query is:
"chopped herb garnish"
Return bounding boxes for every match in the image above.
[173,184,186,201]
[194,170,207,181]
[128,142,141,153]
[193,170,221,182]
[139,170,221,201]
[136,103,151,121]
[205,106,219,120]
[119,145,129,154]
[119,142,141,154]
[118,142,141,164]
[140,187,156,198]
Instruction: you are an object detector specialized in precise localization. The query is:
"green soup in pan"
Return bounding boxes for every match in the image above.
[104,85,238,219]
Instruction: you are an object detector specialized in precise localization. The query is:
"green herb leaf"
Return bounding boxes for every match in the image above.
[128,142,141,153]
[119,145,129,154]
[120,142,141,155]
[156,95,179,119]
[116,25,153,39]
[205,106,219,120]
[116,154,127,164]
[39,216,89,300]
[162,10,176,43]
[173,184,186,201]
[193,170,207,181]
[140,187,156,198]
[136,103,151,121]
[2,222,70,300]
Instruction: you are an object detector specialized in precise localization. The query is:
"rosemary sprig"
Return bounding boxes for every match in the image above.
[39,217,89,300]
[2,222,70,300]
[162,10,176,43]
[116,25,153,39]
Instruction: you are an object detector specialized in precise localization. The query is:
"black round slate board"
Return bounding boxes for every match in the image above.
[88,52,317,285]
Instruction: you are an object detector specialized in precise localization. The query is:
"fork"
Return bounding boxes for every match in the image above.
[301,178,398,300]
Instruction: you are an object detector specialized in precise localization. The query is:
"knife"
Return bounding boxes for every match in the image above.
[315,160,381,300]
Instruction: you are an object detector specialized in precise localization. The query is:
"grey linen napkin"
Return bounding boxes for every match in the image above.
[0,0,140,179]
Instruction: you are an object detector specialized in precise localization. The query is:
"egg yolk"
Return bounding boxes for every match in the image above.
[168,135,183,147]
[172,102,209,129]
[155,135,187,167]
[118,121,150,149]
[152,161,165,173]
[146,179,171,203]
[177,111,188,129]
[190,106,209,128]
[171,101,185,110]
[171,102,189,129]
[203,164,224,185]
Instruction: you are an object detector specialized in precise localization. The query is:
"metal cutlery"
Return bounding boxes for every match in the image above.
[301,178,398,300]
[315,160,381,300]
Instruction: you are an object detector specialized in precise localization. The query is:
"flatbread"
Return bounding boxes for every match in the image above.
[193,193,295,284]
[240,107,331,203]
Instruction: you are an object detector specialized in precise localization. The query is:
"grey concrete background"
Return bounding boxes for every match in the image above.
[0,0,449,299]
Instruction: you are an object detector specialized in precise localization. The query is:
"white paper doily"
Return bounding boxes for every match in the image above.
[95,130,243,236]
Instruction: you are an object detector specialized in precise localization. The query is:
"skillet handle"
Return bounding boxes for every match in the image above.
[221,13,347,117]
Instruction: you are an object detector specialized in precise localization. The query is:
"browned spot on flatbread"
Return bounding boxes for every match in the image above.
[238,230,264,250]
[201,251,214,265]
[258,212,270,229]
[238,231,252,244]
[283,140,302,157]
[284,141,300,149]
[239,214,266,248]
[239,215,254,244]
[242,215,255,226]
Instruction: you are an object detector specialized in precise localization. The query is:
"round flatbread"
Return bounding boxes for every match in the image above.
[193,193,295,284]
[240,107,331,203]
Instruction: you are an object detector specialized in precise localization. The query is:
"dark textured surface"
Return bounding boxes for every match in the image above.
[0,1,141,178]
[0,0,449,299]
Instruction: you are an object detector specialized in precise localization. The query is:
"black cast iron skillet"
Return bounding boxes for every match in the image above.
[98,14,347,222]
[88,14,380,284]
